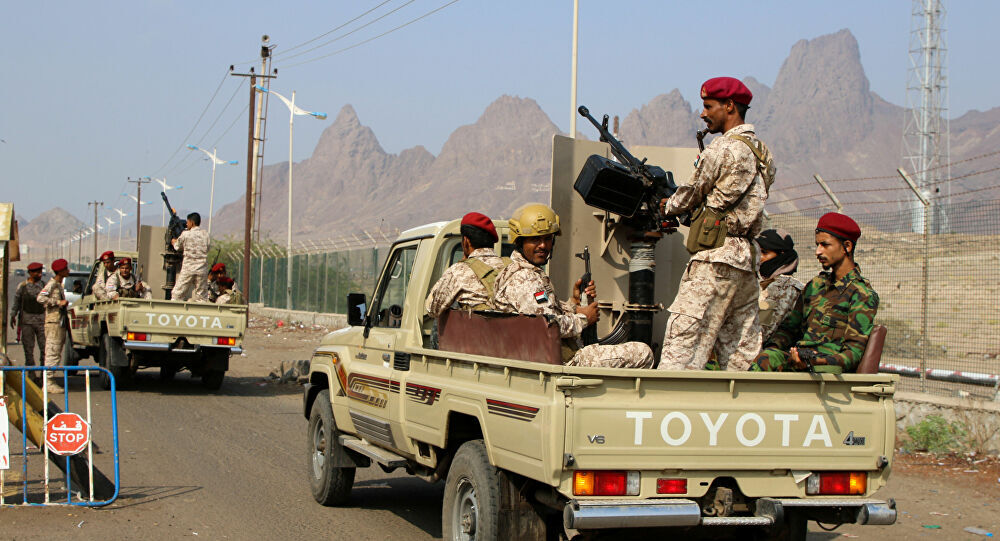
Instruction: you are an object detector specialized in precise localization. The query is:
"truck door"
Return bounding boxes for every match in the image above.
[352,242,419,451]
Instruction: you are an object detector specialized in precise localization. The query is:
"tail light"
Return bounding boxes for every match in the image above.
[806,472,867,495]
[656,478,687,494]
[126,332,149,341]
[573,471,640,496]
[216,337,236,346]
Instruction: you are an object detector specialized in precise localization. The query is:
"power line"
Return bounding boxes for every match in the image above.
[278,0,417,63]
[163,80,245,177]
[210,103,251,149]
[283,0,463,70]
[152,69,231,176]
[274,0,397,57]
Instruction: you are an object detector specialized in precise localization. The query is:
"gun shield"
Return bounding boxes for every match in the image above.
[574,155,646,218]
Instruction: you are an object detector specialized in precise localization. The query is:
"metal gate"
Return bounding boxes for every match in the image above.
[1,366,120,506]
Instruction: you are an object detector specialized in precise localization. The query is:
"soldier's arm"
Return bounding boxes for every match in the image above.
[767,288,806,351]
[494,271,586,338]
[815,288,879,372]
[425,267,460,318]
[36,282,62,308]
[664,146,725,216]
[106,276,121,300]
[11,283,23,321]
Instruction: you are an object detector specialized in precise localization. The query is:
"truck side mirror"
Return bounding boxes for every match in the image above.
[347,293,367,327]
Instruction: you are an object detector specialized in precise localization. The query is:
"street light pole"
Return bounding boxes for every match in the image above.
[186,146,237,239]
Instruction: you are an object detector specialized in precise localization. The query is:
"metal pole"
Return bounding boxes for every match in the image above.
[569,0,579,138]
[208,149,218,238]
[287,91,295,310]
[812,175,843,213]
[243,75,256,301]
[88,201,103,261]
[898,167,932,391]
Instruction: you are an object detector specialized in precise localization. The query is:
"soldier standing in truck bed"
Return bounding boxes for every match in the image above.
[425,212,508,317]
[658,77,775,372]
[170,212,210,302]
[10,262,46,366]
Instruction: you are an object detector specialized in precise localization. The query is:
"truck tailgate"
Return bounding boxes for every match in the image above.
[119,300,247,337]
[564,372,895,472]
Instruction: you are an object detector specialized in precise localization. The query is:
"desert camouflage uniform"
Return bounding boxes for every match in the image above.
[36,277,66,369]
[659,123,769,371]
[759,274,805,344]
[494,251,652,368]
[216,288,245,305]
[208,280,221,302]
[750,266,878,373]
[425,248,507,317]
[171,226,210,302]
[106,270,153,300]
[92,266,114,301]
[11,279,46,365]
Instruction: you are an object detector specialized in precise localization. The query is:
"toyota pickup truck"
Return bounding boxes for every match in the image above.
[303,216,898,540]
[66,251,245,390]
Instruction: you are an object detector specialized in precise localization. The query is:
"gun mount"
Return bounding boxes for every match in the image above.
[160,191,185,299]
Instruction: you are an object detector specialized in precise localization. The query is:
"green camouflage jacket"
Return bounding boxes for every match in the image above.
[766,266,878,372]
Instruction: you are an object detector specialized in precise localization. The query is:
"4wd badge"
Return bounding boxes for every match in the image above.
[843,431,866,446]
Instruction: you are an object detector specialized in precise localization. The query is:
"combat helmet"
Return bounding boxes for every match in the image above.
[508,203,561,244]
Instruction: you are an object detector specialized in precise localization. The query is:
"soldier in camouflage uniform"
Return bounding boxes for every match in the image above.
[37,258,70,393]
[755,229,805,343]
[92,250,117,301]
[215,277,245,305]
[658,77,774,371]
[750,213,878,373]
[207,263,231,302]
[171,212,210,302]
[493,204,653,369]
[106,257,153,300]
[10,262,46,366]
[425,213,508,317]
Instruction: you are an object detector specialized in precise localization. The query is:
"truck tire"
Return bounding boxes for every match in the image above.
[308,389,355,506]
[98,333,129,390]
[201,369,225,390]
[159,365,178,381]
[60,330,80,366]
[759,511,807,541]
[442,439,502,541]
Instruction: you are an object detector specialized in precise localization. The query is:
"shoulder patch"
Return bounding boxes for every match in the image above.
[534,290,548,304]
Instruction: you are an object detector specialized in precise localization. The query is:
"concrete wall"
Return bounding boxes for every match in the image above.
[895,391,1000,455]
[249,303,347,328]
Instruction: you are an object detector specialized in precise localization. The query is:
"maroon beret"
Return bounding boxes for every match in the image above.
[118,257,132,266]
[27,262,43,271]
[218,276,234,287]
[460,212,498,242]
[211,263,227,273]
[701,77,753,106]
[816,212,861,243]
[51,258,68,272]
[100,250,115,261]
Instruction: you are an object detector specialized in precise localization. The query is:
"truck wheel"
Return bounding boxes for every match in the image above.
[308,389,355,506]
[442,440,502,541]
[201,370,225,390]
[60,330,80,366]
[159,365,178,381]
[760,511,807,541]
[98,333,130,390]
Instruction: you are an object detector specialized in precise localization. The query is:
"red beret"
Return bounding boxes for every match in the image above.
[100,250,115,261]
[460,212,498,242]
[27,262,43,271]
[701,77,753,106]
[211,263,227,273]
[118,257,132,266]
[218,276,234,287]
[816,212,861,243]
[51,259,68,272]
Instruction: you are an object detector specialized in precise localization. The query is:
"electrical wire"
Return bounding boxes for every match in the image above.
[210,103,251,149]
[282,0,463,70]
[278,0,417,63]
[273,0,397,58]
[152,69,230,177]
[162,79,245,177]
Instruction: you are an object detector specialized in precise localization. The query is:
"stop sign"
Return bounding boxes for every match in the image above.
[45,413,90,456]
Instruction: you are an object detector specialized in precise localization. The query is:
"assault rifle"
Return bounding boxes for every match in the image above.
[576,246,598,346]
[574,105,679,233]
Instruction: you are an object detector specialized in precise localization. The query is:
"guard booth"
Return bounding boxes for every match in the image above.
[1,202,21,357]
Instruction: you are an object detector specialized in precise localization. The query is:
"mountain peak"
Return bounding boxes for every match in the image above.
[334,104,360,127]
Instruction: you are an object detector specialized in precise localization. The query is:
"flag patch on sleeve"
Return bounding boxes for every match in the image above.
[534,290,548,304]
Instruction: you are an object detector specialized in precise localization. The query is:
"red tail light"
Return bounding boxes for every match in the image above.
[573,471,639,496]
[216,337,236,346]
[807,472,867,495]
[126,332,148,341]
[656,478,687,494]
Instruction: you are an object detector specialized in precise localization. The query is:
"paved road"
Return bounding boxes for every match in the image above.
[0,326,996,540]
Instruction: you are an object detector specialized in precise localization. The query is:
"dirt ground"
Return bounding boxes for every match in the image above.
[0,316,997,539]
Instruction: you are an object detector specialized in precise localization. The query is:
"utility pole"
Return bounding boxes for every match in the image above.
[231,36,276,299]
[127,177,151,254]
[88,201,103,262]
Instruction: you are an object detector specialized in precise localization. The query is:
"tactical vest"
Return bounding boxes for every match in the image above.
[462,256,512,311]
[19,283,44,314]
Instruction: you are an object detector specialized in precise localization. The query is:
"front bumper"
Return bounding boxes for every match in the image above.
[563,497,897,530]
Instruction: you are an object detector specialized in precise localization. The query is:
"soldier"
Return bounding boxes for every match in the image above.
[207,262,239,303]
[215,277,245,305]
[170,212,210,302]
[658,77,774,372]
[36,258,70,394]
[493,204,653,369]
[92,250,117,301]
[755,229,804,343]
[10,262,46,366]
[425,212,508,317]
[750,213,879,373]
[106,257,152,300]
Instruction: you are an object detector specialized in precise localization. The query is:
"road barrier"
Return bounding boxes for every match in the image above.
[1,366,119,506]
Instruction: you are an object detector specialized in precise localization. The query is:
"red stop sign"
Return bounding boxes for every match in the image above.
[45,413,91,456]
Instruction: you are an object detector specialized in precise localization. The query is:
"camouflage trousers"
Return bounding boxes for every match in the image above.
[43,322,64,368]
[659,261,761,371]
[20,322,45,366]
[749,346,845,374]
[172,266,209,302]
[567,342,654,369]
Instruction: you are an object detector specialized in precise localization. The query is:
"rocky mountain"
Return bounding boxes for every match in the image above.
[19,207,86,246]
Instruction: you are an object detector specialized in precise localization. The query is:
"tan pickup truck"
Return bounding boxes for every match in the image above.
[303,217,898,540]
[67,250,246,390]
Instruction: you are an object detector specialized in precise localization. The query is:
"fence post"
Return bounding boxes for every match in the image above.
[898,168,932,392]
[813,174,844,213]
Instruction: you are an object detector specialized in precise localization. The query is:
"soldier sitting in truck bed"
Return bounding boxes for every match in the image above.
[106,257,153,300]
[750,213,879,373]
[425,212,509,317]
[493,204,653,369]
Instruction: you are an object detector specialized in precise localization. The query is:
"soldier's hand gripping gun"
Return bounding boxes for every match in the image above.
[574,105,680,233]
[160,191,186,298]
[161,192,186,244]
[696,128,709,152]
[576,246,598,346]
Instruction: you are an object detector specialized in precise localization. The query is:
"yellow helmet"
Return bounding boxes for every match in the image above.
[508,203,561,244]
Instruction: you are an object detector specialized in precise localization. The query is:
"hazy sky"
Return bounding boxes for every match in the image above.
[3,0,996,224]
